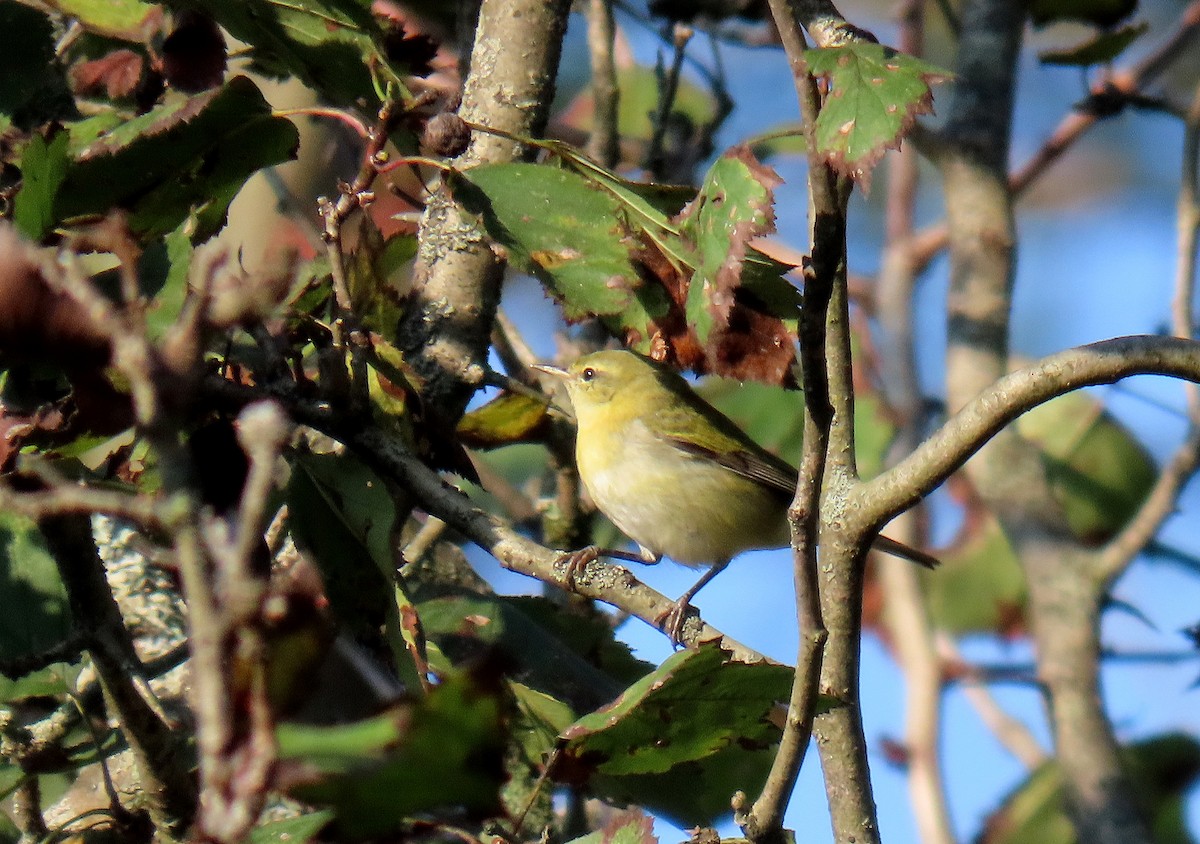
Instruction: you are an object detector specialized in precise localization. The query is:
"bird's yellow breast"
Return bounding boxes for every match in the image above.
[574,413,789,566]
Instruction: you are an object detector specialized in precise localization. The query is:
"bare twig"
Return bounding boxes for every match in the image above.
[645,24,692,178]
[871,2,956,838]
[0,631,89,680]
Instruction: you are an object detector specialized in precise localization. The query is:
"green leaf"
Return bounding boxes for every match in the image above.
[676,146,789,345]
[0,513,72,667]
[164,0,407,106]
[42,0,160,40]
[56,76,299,240]
[558,645,790,825]
[565,810,658,844]
[980,734,1200,844]
[145,220,196,341]
[805,44,950,185]
[615,66,719,141]
[701,377,804,467]
[923,512,1026,636]
[277,673,506,838]
[347,216,412,337]
[1039,22,1149,66]
[13,130,70,241]
[418,594,649,713]
[1017,391,1156,544]
[285,451,394,640]
[456,392,552,450]
[457,163,648,319]
[248,810,335,844]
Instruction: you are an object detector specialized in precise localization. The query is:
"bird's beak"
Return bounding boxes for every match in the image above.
[531,363,568,380]
[530,364,575,421]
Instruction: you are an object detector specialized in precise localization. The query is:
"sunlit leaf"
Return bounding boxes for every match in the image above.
[42,0,161,40]
[457,163,649,319]
[457,392,551,450]
[676,146,789,345]
[557,645,790,824]
[805,44,949,186]
[566,810,658,844]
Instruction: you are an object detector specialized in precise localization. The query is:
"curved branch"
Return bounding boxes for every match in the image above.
[857,335,1200,527]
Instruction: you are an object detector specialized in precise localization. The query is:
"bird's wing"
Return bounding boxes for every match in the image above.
[662,426,941,570]
[661,434,798,498]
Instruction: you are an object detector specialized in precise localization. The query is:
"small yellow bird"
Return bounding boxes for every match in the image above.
[535,349,936,641]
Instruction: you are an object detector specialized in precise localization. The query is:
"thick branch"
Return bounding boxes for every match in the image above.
[400,0,572,421]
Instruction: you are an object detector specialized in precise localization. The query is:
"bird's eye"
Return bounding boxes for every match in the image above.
[580,367,597,382]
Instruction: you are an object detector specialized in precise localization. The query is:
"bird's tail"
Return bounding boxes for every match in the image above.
[873,535,941,569]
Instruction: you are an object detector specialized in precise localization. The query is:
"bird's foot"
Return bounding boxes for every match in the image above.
[655,598,697,647]
[559,545,601,591]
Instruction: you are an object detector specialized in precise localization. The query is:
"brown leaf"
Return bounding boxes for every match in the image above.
[71,50,145,100]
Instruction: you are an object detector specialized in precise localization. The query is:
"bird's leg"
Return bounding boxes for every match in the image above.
[658,560,730,646]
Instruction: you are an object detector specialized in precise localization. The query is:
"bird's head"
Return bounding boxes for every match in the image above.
[534,350,670,419]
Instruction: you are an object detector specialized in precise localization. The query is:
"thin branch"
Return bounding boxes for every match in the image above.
[746,3,870,839]
[872,2,955,838]
[645,24,692,178]
[857,335,1200,529]
[0,631,89,680]
[0,476,171,532]
[1094,80,1200,580]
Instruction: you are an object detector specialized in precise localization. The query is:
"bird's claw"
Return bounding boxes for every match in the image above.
[655,598,696,647]
[559,545,600,591]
